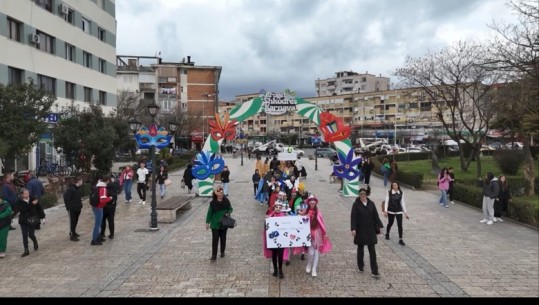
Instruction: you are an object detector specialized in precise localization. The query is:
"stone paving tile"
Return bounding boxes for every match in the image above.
[0,154,537,297]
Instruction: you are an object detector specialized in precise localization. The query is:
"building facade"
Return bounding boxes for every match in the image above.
[315,71,390,97]
[0,0,117,170]
[117,55,222,150]
[219,88,457,148]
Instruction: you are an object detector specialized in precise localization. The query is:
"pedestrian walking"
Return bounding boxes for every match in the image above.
[205,186,233,260]
[480,172,500,225]
[119,165,134,203]
[494,175,511,222]
[264,201,288,279]
[303,194,332,277]
[437,168,450,208]
[136,162,149,205]
[91,176,112,245]
[383,182,409,246]
[447,167,456,204]
[156,165,168,199]
[351,187,383,278]
[63,177,83,241]
[362,157,374,186]
[182,164,195,194]
[252,169,261,196]
[220,165,230,197]
[15,188,45,257]
[101,175,119,240]
[0,197,13,258]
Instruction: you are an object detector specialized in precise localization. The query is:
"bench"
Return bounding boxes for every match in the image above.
[156,195,193,223]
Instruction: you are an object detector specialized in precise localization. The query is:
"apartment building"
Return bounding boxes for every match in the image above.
[315,71,390,97]
[117,55,222,149]
[0,0,117,170]
[220,87,456,147]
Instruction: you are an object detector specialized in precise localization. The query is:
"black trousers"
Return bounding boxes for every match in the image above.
[357,244,378,274]
[137,182,146,201]
[364,173,372,185]
[101,207,116,236]
[386,213,403,239]
[447,186,454,201]
[20,223,37,250]
[271,248,285,273]
[68,209,81,235]
[253,183,258,195]
[211,228,227,257]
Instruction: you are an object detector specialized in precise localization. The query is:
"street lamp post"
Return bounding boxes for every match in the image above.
[201,93,215,143]
[129,102,173,231]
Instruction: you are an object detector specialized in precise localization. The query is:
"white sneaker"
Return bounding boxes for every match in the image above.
[142,201,146,205]
[487,220,493,225]
[306,266,311,274]
[480,219,488,223]
[498,218,504,222]
[450,201,455,204]
[311,270,317,277]
[492,218,498,222]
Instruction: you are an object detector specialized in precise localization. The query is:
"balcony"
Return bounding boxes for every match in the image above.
[139,83,155,91]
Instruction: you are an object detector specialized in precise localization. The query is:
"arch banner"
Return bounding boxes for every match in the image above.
[194,91,361,197]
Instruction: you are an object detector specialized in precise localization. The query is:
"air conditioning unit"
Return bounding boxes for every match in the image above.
[29,33,40,44]
[59,3,69,15]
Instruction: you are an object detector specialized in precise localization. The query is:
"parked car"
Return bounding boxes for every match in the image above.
[488,142,504,150]
[315,147,337,158]
[506,142,524,149]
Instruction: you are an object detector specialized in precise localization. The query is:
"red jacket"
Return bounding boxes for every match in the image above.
[95,181,112,208]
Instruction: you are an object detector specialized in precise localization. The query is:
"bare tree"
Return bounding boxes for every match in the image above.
[395,41,502,176]
[485,0,538,195]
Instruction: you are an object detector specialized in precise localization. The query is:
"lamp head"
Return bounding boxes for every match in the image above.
[148,102,159,117]
[128,118,141,132]
[169,121,178,132]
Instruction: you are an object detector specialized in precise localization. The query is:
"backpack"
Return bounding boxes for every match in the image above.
[89,187,99,207]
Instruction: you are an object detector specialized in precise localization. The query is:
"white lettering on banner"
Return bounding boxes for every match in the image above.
[262,92,297,115]
[265,215,311,249]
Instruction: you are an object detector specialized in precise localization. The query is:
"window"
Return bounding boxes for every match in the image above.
[63,8,74,24]
[84,87,92,103]
[65,82,75,99]
[8,18,22,42]
[65,43,75,62]
[81,17,91,34]
[98,27,106,42]
[37,31,55,54]
[99,91,106,105]
[34,0,52,12]
[37,74,56,95]
[83,52,92,68]
[98,58,106,73]
[97,0,105,9]
[8,67,23,86]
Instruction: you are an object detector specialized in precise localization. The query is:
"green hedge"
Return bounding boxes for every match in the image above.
[40,192,58,209]
[453,183,538,227]
[371,157,423,189]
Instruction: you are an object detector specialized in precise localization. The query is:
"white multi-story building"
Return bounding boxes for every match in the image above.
[0,0,117,170]
[315,71,390,96]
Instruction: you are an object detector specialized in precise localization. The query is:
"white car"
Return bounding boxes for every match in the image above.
[285,147,304,157]
[505,142,524,149]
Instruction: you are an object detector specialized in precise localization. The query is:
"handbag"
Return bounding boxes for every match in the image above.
[220,214,237,229]
[180,179,185,189]
[27,215,40,227]
[165,178,172,186]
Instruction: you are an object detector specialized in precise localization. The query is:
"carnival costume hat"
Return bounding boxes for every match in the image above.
[305,194,319,205]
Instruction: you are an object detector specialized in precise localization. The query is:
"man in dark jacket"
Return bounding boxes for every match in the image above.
[63,178,83,241]
[351,187,384,278]
[25,171,45,230]
[101,175,119,239]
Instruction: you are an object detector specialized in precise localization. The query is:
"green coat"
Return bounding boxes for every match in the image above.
[0,200,12,229]
[206,198,233,230]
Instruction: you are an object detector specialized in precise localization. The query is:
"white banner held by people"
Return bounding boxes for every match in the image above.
[265,215,311,249]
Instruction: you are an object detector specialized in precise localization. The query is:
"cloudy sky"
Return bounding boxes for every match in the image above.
[116,0,517,101]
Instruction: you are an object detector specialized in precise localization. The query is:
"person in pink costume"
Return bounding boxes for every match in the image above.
[304,194,332,277]
[263,202,289,279]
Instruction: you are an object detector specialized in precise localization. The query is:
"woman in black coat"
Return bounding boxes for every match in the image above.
[15,188,45,257]
[350,187,383,277]
[183,164,195,194]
